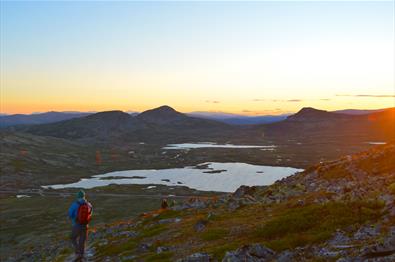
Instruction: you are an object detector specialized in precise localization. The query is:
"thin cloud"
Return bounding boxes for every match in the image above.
[205,100,221,104]
[320,98,331,101]
[336,94,395,98]
[252,99,302,102]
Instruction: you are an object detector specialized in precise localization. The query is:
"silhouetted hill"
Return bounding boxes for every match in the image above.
[367,107,395,121]
[137,105,229,130]
[18,106,231,141]
[0,111,92,127]
[286,107,351,122]
[137,105,187,124]
[262,107,356,135]
[366,108,395,138]
[261,107,395,142]
[23,111,141,139]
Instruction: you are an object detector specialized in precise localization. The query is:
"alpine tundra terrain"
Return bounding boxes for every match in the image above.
[7,143,395,261]
[0,105,394,261]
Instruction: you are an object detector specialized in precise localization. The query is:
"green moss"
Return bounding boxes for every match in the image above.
[53,249,73,262]
[206,242,240,260]
[154,210,183,221]
[95,239,138,257]
[59,247,72,255]
[201,228,228,241]
[139,224,168,239]
[144,251,173,262]
[388,183,395,195]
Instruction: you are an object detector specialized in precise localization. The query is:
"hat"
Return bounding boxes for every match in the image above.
[77,189,85,199]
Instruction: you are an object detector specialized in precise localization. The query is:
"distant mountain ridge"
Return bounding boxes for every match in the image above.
[333,108,391,115]
[22,110,141,139]
[188,111,289,125]
[3,106,395,143]
[0,111,92,127]
[2,107,391,127]
[188,111,243,119]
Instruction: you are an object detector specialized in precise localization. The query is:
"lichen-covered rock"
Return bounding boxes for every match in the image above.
[328,231,351,247]
[222,244,275,262]
[117,230,138,238]
[314,247,344,258]
[353,225,381,240]
[158,217,182,224]
[276,250,294,262]
[194,219,208,232]
[137,243,152,252]
[177,252,212,262]
[361,226,395,257]
[227,200,241,211]
[233,186,256,199]
[156,246,170,254]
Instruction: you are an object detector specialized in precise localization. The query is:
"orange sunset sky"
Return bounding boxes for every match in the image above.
[1,1,394,115]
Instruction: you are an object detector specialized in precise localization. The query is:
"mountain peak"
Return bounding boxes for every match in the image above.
[137,105,186,124]
[151,105,178,113]
[287,107,344,122]
[298,107,327,114]
[140,105,180,115]
[88,110,130,120]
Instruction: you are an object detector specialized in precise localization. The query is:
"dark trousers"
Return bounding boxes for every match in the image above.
[71,224,88,255]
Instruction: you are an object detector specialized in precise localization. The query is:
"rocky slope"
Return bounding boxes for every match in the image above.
[13,143,395,261]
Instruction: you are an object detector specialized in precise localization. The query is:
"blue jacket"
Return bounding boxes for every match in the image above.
[68,198,93,226]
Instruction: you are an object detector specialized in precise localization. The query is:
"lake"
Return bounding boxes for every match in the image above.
[43,162,303,192]
[366,142,386,145]
[162,142,277,150]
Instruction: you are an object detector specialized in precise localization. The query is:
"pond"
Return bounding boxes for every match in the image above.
[366,142,386,145]
[162,142,277,150]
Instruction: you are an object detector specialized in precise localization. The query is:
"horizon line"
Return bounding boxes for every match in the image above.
[1,106,393,117]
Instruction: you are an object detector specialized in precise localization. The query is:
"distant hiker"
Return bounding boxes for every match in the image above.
[161,198,168,209]
[68,190,93,260]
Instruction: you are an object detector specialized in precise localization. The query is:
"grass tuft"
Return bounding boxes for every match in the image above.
[201,228,228,241]
[254,201,383,250]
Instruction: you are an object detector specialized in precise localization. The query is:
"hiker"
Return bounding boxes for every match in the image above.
[68,190,93,260]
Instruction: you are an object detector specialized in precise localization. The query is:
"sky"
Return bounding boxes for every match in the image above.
[1,1,394,115]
